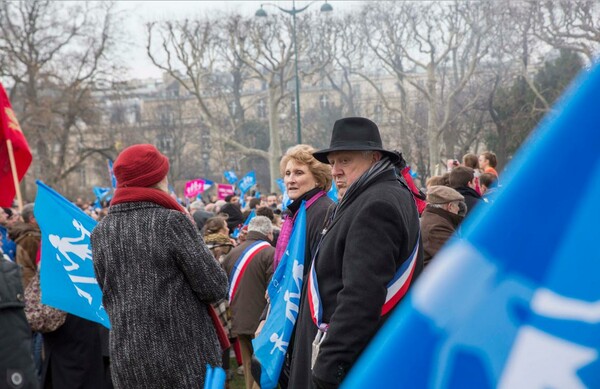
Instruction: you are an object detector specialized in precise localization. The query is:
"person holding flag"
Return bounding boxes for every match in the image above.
[288,118,423,388]
[252,144,334,388]
[91,144,228,388]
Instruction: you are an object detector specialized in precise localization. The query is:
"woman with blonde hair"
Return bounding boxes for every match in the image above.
[254,144,334,388]
[274,144,334,270]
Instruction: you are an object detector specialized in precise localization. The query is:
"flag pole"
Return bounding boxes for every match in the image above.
[6,139,24,211]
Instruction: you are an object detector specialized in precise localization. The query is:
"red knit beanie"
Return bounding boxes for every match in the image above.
[113,144,169,188]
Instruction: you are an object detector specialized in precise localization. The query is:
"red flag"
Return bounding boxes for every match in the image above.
[0,82,32,207]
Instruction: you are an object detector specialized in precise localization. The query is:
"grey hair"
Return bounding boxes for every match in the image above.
[428,203,446,209]
[248,216,273,236]
[21,203,35,223]
[429,201,461,209]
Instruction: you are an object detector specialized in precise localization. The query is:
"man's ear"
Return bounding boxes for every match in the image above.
[372,151,383,162]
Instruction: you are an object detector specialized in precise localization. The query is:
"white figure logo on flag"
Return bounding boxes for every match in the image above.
[48,218,100,308]
[269,259,303,354]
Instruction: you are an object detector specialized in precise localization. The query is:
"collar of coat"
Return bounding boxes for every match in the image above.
[423,205,463,228]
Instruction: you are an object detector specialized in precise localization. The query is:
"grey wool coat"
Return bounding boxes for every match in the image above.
[91,202,229,389]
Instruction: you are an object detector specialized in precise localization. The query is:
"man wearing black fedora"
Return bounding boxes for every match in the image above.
[287,117,424,388]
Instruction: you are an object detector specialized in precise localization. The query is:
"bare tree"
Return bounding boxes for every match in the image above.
[532,0,600,63]
[359,1,493,177]
[146,15,273,187]
[0,1,119,196]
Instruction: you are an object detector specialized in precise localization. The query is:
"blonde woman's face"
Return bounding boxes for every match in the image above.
[284,160,318,201]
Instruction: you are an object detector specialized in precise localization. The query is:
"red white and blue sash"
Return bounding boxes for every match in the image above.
[307,235,420,330]
[228,240,271,302]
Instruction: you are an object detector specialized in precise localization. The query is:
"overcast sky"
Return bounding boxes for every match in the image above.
[117,1,362,79]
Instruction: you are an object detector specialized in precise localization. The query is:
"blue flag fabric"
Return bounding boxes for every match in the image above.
[34,181,110,329]
[238,171,256,194]
[224,170,238,185]
[92,186,112,208]
[281,191,291,211]
[327,181,339,204]
[0,224,16,261]
[232,209,256,239]
[107,159,117,188]
[343,64,600,387]
[252,204,307,389]
[203,364,226,389]
[276,178,285,194]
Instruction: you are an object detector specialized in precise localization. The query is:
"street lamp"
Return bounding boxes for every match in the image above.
[256,1,333,145]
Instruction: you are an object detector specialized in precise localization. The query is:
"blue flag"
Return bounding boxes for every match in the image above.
[238,171,256,194]
[232,209,256,239]
[327,181,339,204]
[203,364,226,389]
[0,224,16,261]
[253,203,307,389]
[224,170,238,184]
[34,181,110,329]
[276,178,286,194]
[107,159,117,188]
[92,186,112,208]
[343,64,600,387]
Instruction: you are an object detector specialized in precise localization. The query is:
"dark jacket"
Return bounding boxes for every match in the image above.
[454,186,482,218]
[222,231,274,336]
[91,202,229,388]
[42,314,105,389]
[289,170,423,388]
[420,205,463,267]
[0,258,38,389]
[9,223,41,289]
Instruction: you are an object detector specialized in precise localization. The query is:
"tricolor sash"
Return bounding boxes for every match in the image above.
[307,235,420,330]
[228,240,272,302]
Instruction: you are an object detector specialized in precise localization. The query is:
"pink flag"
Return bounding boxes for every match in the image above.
[216,183,235,200]
[184,179,205,198]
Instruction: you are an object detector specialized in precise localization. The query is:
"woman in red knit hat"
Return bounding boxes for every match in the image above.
[91,144,229,388]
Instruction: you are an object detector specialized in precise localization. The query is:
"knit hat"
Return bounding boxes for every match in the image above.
[113,144,169,188]
[204,233,234,249]
[426,185,464,204]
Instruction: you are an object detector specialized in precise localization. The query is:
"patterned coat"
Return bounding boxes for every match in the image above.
[91,202,228,388]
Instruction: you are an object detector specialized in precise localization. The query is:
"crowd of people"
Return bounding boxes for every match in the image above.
[1,116,499,389]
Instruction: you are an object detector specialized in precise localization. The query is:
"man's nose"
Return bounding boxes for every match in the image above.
[331,164,341,176]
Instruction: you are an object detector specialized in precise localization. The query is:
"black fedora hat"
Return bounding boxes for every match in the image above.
[313,117,400,164]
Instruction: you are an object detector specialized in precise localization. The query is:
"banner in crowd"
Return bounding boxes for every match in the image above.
[107,159,117,188]
[343,63,600,387]
[92,186,112,208]
[34,181,110,329]
[276,178,285,194]
[238,171,256,194]
[216,183,235,200]
[224,170,238,184]
[253,204,307,389]
[185,178,206,198]
[232,209,255,239]
[0,82,32,207]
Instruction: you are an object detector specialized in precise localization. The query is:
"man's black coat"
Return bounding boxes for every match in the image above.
[288,169,423,388]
